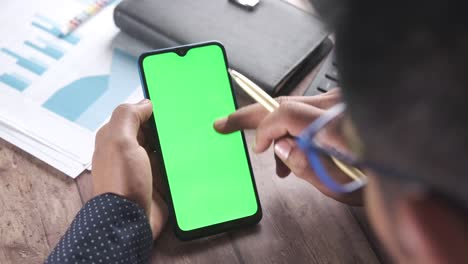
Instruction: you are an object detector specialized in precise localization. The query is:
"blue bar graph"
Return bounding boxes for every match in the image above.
[32,15,80,45]
[0,73,30,91]
[44,50,140,131]
[1,48,48,75]
[24,38,65,60]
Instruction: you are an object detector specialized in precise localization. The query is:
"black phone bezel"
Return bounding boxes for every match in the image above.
[138,41,262,241]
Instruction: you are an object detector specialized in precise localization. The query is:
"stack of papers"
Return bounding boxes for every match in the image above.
[0,0,148,177]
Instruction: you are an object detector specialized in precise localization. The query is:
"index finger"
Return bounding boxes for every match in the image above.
[213,91,341,134]
[214,102,269,133]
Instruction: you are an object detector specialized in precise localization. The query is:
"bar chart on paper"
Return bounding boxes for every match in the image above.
[1,48,48,75]
[25,38,65,60]
[0,73,31,92]
[0,13,79,91]
[0,0,142,177]
[0,5,139,132]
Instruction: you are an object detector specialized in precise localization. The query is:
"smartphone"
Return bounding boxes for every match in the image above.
[138,42,262,240]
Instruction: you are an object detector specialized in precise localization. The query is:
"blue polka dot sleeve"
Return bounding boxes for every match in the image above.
[44,193,153,264]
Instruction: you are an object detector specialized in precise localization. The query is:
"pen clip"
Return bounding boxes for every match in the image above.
[228,0,260,11]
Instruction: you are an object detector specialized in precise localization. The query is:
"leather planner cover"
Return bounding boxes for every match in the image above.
[114,0,329,95]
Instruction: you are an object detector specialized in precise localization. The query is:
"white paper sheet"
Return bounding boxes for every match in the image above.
[0,0,146,177]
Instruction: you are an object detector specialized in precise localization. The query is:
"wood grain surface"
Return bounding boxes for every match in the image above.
[0,1,385,263]
[0,139,83,264]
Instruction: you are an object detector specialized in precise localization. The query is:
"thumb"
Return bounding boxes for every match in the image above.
[273,137,365,205]
[273,137,340,200]
[110,99,153,137]
[273,138,311,177]
[134,99,154,124]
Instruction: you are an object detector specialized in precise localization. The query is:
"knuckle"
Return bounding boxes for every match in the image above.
[321,90,341,106]
[95,126,107,142]
[278,101,296,115]
[96,124,134,150]
[256,117,270,135]
[111,103,140,126]
[276,96,290,104]
[113,104,136,119]
[226,112,237,123]
[110,134,134,150]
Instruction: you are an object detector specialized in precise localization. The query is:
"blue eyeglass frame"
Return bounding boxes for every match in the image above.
[296,103,368,193]
[296,104,468,213]
[296,103,431,194]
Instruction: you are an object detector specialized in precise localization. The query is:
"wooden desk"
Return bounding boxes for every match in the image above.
[0,1,384,263]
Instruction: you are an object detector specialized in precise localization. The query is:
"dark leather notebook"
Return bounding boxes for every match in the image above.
[114,0,330,95]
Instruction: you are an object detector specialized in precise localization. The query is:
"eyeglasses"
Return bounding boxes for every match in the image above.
[296,104,468,214]
[296,103,368,193]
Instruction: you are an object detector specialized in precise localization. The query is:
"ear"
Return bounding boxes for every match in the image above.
[395,194,468,263]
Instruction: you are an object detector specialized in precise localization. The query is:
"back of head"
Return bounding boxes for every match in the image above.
[310,0,468,210]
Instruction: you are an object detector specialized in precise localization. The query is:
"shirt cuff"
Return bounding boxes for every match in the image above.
[45,193,153,263]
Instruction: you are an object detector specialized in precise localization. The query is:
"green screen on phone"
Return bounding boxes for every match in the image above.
[140,43,259,232]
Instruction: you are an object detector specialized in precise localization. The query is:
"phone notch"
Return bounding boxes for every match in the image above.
[176,48,189,57]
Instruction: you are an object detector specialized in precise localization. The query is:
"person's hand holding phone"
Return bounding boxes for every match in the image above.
[214,89,363,205]
[92,99,168,239]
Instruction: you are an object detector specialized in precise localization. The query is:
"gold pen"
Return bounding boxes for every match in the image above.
[228,68,366,183]
[228,69,279,113]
